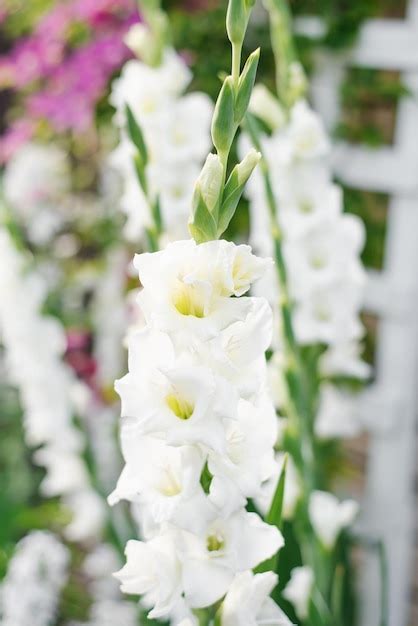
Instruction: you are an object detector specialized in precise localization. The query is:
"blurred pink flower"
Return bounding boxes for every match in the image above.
[27,30,131,132]
[0,119,35,164]
[0,0,139,156]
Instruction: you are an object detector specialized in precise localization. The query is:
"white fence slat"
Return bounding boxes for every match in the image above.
[300,2,418,624]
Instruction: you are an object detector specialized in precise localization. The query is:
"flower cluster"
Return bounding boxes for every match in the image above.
[3,141,70,245]
[111,239,289,624]
[0,531,69,626]
[0,229,105,541]
[243,95,369,437]
[109,34,213,242]
[70,545,139,626]
[0,0,137,161]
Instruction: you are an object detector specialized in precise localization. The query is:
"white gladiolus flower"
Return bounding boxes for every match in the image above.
[84,599,139,626]
[116,330,237,453]
[134,240,267,341]
[113,239,286,618]
[3,142,69,245]
[0,531,69,626]
[115,534,183,619]
[34,448,89,496]
[222,571,292,626]
[309,491,359,549]
[208,396,278,500]
[292,281,364,346]
[240,98,368,393]
[320,341,371,380]
[0,229,105,541]
[287,100,329,160]
[249,84,285,131]
[63,490,107,543]
[181,511,284,608]
[110,52,191,124]
[110,50,213,241]
[282,566,314,621]
[199,297,272,398]
[110,435,207,530]
[315,384,361,439]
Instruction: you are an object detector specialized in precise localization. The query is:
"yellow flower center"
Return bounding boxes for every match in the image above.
[172,282,205,318]
[309,252,327,269]
[299,200,313,214]
[206,532,225,552]
[166,392,194,420]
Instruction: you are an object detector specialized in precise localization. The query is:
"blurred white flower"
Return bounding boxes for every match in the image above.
[315,384,361,439]
[0,531,69,626]
[249,84,285,131]
[63,489,107,543]
[222,571,292,626]
[110,50,212,242]
[3,142,69,245]
[309,491,359,549]
[0,229,105,542]
[282,566,314,621]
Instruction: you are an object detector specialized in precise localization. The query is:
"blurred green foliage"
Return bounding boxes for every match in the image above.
[2,0,55,37]
[337,68,409,146]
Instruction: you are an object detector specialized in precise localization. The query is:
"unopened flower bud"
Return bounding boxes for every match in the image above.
[235,148,261,185]
[249,84,285,131]
[124,24,150,58]
[197,153,224,212]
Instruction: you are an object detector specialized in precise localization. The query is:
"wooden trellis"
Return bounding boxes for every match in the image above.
[296,3,418,625]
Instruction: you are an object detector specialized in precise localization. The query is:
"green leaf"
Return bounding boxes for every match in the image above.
[199,462,213,494]
[217,149,260,236]
[125,104,148,164]
[217,170,242,237]
[309,588,333,626]
[254,456,287,574]
[235,48,260,123]
[151,196,162,233]
[211,77,236,155]
[266,453,287,528]
[133,153,148,195]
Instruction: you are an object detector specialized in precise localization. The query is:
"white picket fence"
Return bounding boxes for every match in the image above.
[296,3,418,625]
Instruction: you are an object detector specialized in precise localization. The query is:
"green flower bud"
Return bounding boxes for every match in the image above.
[217,149,261,237]
[188,188,218,243]
[235,48,260,123]
[226,0,248,45]
[196,154,224,213]
[189,157,221,243]
[211,77,235,155]
[124,24,150,58]
[288,61,308,103]
[234,148,261,184]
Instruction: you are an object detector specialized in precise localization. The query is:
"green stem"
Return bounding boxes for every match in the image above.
[232,41,242,89]
[244,113,316,491]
